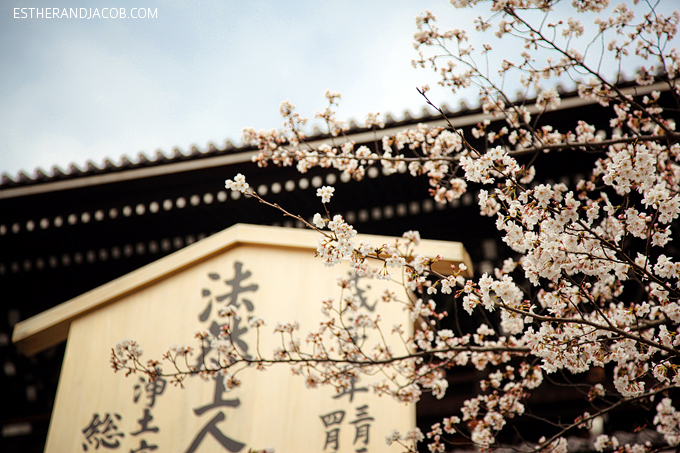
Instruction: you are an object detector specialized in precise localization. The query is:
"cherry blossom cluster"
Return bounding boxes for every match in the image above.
[112,1,680,452]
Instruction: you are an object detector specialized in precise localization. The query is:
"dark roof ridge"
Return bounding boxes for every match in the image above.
[0,79,669,194]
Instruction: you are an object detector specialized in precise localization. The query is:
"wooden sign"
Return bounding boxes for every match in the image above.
[13,224,472,453]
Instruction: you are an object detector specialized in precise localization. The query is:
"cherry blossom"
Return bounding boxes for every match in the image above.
[316,185,335,203]
[112,1,680,452]
[224,173,249,193]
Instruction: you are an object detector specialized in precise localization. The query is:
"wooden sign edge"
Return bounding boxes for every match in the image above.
[12,223,472,356]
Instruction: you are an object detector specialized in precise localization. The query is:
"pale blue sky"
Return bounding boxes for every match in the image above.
[1,1,452,177]
[1,1,677,178]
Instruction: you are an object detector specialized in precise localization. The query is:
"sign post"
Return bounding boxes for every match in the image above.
[13,224,472,453]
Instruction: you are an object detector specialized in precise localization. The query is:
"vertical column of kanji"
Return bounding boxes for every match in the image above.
[318,271,379,452]
[128,376,166,452]
[185,261,258,453]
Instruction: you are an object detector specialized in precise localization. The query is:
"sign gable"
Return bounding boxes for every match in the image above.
[13,224,471,452]
[13,224,471,356]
